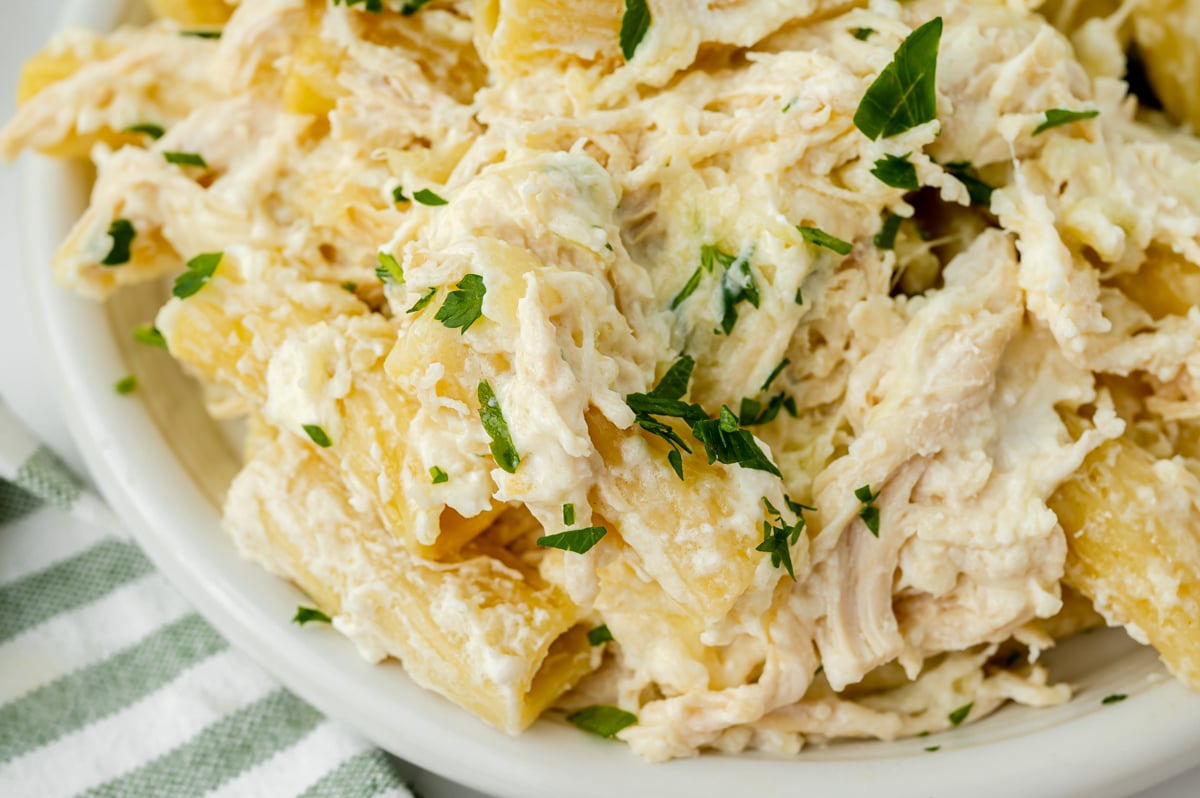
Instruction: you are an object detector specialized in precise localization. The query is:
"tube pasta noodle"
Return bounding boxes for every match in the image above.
[7,0,1200,762]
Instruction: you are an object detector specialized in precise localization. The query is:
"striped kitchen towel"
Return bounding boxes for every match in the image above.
[0,399,417,798]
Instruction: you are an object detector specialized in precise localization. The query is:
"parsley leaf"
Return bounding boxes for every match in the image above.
[853,17,943,140]
[303,425,333,448]
[407,287,437,314]
[293,606,332,625]
[163,151,208,168]
[739,392,796,427]
[566,705,638,738]
[942,161,995,208]
[856,484,881,537]
[413,188,448,206]
[562,503,576,526]
[400,0,434,15]
[670,244,729,310]
[114,375,137,395]
[537,526,607,554]
[434,273,486,334]
[925,745,941,753]
[761,358,790,392]
[875,213,903,250]
[341,281,358,293]
[125,123,165,140]
[692,406,782,477]
[478,380,520,473]
[718,249,759,336]
[797,226,853,255]
[180,30,221,39]
[755,497,809,580]
[1032,108,1099,136]
[101,219,136,267]
[429,465,448,484]
[376,251,404,284]
[132,325,167,351]
[1101,693,1127,705]
[619,0,651,61]
[854,27,875,41]
[392,185,408,204]
[948,702,973,726]
[172,252,223,299]
[871,153,920,191]
[587,624,613,646]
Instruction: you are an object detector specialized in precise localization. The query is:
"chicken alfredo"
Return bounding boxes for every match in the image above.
[6,0,1200,762]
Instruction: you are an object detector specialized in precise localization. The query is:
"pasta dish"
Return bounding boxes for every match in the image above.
[7,0,1200,762]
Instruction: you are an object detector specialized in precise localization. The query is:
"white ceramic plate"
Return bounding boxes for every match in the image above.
[20,1,1200,795]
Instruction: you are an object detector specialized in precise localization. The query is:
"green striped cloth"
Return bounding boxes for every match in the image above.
[0,400,417,798]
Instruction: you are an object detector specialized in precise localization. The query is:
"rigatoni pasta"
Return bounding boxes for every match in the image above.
[7,0,1200,763]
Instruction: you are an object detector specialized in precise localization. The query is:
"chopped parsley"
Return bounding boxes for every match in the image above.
[756,496,810,580]
[172,252,223,299]
[399,0,434,15]
[101,219,135,267]
[303,425,333,448]
[619,0,651,61]
[874,213,903,250]
[942,161,995,208]
[429,465,448,484]
[782,97,799,113]
[948,702,973,726]
[341,281,358,293]
[853,17,943,140]
[132,325,167,351]
[478,380,520,473]
[1101,693,1127,705]
[797,226,853,256]
[413,188,448,206]
[562,503,576,526]
[738,392,797,427]
[124,123,165,140]
[626,356,782,479]
[434,273,486,334]
[795,287,804,305]
[407,287,437,314]
[761,358,790,392]
[855,484,880,537]
[293,606,332,625]
[163,151,208,169]
[566,705,638,738]
[392,185,408,204]
[587,624,613,645]
[114,375,137,395]
[925,745,941,753]
[854,27,875,41]
[717,249,759,335]
[537,526,607,554]
[1032,108,1100,136]
[375,251,404,284]
[871,153,920,191]
[180,30,222,39]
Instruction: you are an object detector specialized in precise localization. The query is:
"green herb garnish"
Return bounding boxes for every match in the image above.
[430,465,448,484]
[537,526,607,554]
[854,27,875,40]
[101,219,136,267]
[761,358,790,392]
[619,0,651,61]
[925,745,941,753]
[874,213,903,250]
[400,0,434,15]
[948,702,973,726]
[392,185,408,204]
[871,153,920,191]
[163,151,208,168]
[1101,693,1127,705]
[114,375,137,395]
[434,273,486,334]
[172,251,223,299]
[853,17,943,140]
[587,624,613,646]
[341,281,358,293]
[717,249,759,335]
[755,496,809,580]
[478,380,520,473]
[692,406,782,477]
[303,425,333,448]
[413,188,448,206]
[562,503,576,526]
[855,484,880,537]
[376,251,404,284]
[181,30,222,39]
[797,226,853,256]
[293,606,332,625]
[566,705,638,738]
[132,325,167,351]
[124,123,165,140]
[1033,108,1099,136]
[407,287,437,314]
[942,161,995,208]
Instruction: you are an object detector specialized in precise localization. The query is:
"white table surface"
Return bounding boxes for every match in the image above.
[0,4,1196,797]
